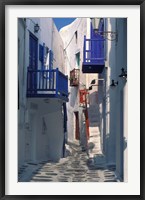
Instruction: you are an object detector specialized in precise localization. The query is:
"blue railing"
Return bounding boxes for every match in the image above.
[27,68,69,101]
[82,36,105,73]
[82,19,105,73]
[83,36,105,64]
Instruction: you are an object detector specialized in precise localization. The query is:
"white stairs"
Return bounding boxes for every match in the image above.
[87,105,103,157]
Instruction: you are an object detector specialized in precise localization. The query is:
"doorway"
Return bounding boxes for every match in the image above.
[29,32,38,93]
[74,111,80,140]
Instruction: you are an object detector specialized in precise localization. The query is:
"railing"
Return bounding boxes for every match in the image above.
[79,89,89,105]
[83,36,105,65]
[70,68,80,86]
[27,68,68,101]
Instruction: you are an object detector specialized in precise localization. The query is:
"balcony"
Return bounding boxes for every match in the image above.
[79,89,89,106]
[70,68,80,87]
[27,68,69,102]
[82,19,105,74]
[82,36,105,73]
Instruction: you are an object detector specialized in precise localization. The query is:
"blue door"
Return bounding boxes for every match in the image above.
[29,33,38,93]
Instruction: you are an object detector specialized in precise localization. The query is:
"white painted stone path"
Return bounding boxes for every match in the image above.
[19,129,118,182]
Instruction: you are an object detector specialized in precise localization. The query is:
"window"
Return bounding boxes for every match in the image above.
[76,52,80,67]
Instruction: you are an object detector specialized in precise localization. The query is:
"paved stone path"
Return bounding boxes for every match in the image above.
[19,115,119,182]
[19,141,118,182]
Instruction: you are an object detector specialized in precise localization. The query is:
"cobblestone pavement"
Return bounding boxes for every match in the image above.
[19,141,118,182]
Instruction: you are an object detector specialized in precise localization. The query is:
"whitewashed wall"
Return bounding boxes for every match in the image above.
[26,98,64,162]
[18,18,66,167]
[60,18,87,143]
[18,19,26,167]
[102,18,117,166]
[52,22,65,73]
[115,18,127,180]
[123,83,128,182]
[100,18,127,180]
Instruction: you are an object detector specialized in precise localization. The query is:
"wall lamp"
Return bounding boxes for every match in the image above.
[91,18,118,41]
[110,80,118,87]
[91,79,96,84]
[90,79,104,85]
[26,19,40,33]
[89,86,93,90]
[119,68,127,80]
[89,79,104,90]
[34,23,40,33]
[88,85,99,90]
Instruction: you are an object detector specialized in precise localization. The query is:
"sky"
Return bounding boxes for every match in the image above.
[53,18,76,31]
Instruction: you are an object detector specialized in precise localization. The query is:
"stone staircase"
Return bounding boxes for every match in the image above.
[88,105,100,127]
[88,127,102,157]
[87,104,105,165]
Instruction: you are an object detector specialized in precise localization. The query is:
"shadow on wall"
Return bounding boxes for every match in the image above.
[79,110,88,151]
[88,91,101,127]
[87,142,95,152]
[123,137,127,151]
[105,18,127,177]
[104,133,127,162]
[89,91,98,105]
[69,87,78,108]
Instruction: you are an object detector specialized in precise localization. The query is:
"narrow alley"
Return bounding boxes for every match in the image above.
[19,129,118,182]
[18,17,127,183]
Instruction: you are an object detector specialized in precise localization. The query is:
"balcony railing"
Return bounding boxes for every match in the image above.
[27,68,69,102]
[82,36,105,73]
[79,89,89,106]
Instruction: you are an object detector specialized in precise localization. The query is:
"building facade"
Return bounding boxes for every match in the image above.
[18,18,68,168]
[60,17,127,181]
[102,18,127,181]
[18,17,127,182]
[60,18,88,148]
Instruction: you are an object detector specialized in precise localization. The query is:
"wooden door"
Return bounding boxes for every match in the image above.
[29,33,38,93]
[74,112,80,140]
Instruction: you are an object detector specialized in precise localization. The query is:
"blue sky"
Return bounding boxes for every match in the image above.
[53,18,76,31]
